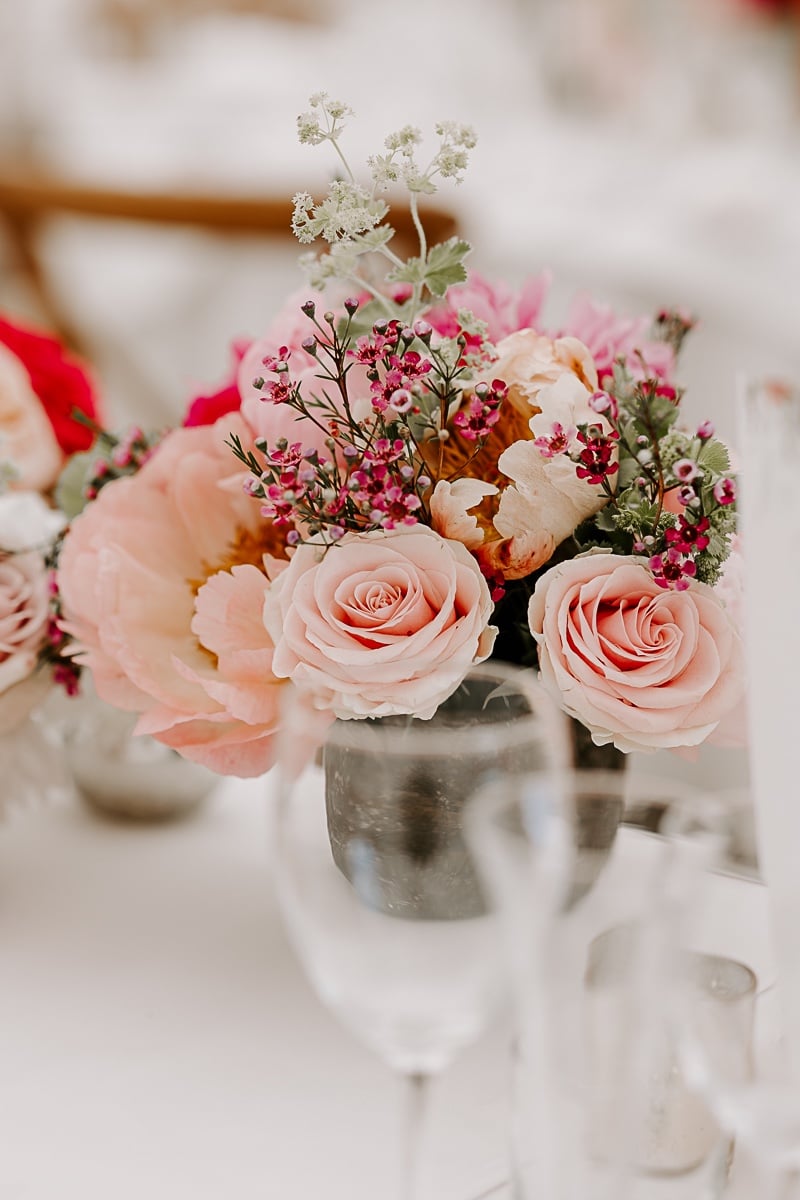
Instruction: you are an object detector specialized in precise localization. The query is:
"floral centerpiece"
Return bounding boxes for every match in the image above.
[54,95,744,777]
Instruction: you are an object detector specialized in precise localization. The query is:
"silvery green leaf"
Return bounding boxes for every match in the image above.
[696,440,731,475]
[422,237,471,297]
[55,452,93,519]
[353,225,395,250]
[594,506,617,533]
[388,254,426,285]
[617,457,640,489]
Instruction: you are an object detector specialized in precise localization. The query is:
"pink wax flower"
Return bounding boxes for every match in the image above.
[237,291,373,454]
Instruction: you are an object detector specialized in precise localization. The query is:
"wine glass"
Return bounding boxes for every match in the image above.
[268,661,567,1200]
[467,768,751,1199]
[737,377,800,1077]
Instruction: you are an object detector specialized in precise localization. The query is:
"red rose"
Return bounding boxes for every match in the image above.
[0,316,100,455]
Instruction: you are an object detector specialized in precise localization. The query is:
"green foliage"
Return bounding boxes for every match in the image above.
[389,238,471,298]
[55,452,93,520]
[696,439,731,475]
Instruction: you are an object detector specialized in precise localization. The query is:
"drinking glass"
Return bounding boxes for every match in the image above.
[467,769,752,1199]
[269,662,567,1200]
[738,377,800,1079]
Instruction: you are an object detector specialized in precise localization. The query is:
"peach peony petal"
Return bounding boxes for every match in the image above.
[58,415,288,776]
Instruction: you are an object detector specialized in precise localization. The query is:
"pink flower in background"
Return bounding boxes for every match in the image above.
[236,286,336,415]
[425,272,673,390]
[529,553,744,753]
[558,294,675,384]
[58,415,290,777]
[263,525,496,720]
[426,270,552,345]
[237,290,373,451]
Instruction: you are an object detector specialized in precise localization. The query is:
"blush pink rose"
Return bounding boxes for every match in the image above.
[0,546,50,703]
[263,525,497,720]
[528,553,745,753]
[58,415,289,777]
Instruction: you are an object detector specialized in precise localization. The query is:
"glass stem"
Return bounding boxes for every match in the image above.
[400,1070,429,1200]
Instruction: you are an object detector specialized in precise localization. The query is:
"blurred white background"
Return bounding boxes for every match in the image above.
[1,0,798,789]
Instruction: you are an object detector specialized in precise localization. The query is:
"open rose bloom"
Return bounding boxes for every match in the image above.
[54,101,745,772]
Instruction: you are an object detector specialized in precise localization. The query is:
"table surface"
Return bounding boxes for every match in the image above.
[0,773,778,1200]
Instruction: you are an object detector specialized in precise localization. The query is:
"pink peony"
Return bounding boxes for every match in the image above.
[58,415,289,776]
[263,525,496,720]
[558,294,674,384]
[425,272,672,390]
[426,270,552,345]
[528,553,745,753]
[237,290,373,454]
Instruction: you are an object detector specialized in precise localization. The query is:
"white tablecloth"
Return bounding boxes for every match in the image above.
[0,776,776,1199]
[0,777,514,1200]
